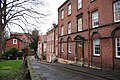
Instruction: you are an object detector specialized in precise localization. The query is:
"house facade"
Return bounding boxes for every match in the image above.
[45,24,58,62]
[58,0,120,70]
[6,32,32,52]
[37,35,47,60]
[6,37,22,51]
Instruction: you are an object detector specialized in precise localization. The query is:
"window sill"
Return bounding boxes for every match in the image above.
[93,54,100,57]
[61,18,64,21]
[77,7,82,11]
[68,14,71,17]
[115,56,120,59]
[90,0,95,3]
[68,52,72,54]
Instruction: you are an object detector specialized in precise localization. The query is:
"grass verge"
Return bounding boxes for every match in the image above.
[0,60,23,80]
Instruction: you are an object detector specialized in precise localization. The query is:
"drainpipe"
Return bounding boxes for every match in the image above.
[112,36,115,71]
[88,11,91,67]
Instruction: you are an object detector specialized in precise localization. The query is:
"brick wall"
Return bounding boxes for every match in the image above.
[58,0,120,70]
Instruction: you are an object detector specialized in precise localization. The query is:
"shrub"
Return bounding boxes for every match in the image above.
[4,48,19,60]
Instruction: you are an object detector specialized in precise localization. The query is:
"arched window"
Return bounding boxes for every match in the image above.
[91,32,100,56]
[111,27,120,58]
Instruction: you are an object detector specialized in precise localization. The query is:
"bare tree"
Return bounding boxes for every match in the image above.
[0,0,48,59]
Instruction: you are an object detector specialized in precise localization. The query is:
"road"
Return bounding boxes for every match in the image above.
[31,62,109,80]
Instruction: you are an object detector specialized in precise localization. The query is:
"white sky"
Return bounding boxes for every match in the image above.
[11,0,66,35]
[41,0,65,34]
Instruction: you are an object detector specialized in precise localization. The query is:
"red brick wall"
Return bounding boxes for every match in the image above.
[58,0,120,70]
[6,38,22,51]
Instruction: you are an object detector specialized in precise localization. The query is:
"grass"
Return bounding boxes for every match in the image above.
[0,60,23,80]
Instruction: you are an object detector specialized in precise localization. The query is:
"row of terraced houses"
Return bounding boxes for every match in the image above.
[37,0,120,70]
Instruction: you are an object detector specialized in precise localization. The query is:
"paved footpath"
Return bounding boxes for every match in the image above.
[28,58,120,80]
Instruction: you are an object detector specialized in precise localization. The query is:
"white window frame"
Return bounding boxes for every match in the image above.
[61,10,64,19]
[52,45,54,53]
[114,1,120,22]
[13,39,17,44]
[92,11,99,28]
[56,34,58,40]
[116,38,120,58]
[68,4,71,15]
[77,17,82,31]
[93,39,100,56]
[68,42,72,53]
[52,32,54,40]
[61,43,64,52]
[78,0,82,9]
[68,22,71,34]
[56,46,58,56]
[61,26,64,36]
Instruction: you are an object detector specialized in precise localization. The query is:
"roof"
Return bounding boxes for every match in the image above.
[58,0,69,11]
[6,37,22,42]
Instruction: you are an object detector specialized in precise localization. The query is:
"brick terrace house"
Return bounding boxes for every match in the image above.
[46,24,58,62]
[58,0,120,70]
[6,32,32,52]
[37,35,47,60]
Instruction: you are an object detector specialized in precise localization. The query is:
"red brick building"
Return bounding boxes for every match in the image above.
[6,33,32,52]
[58,0,120,70]
[6,37,22,51]
[46,24,58,62]
[37,35,47,60]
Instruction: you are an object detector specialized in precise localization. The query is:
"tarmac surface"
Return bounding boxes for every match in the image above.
[28,57,120,80]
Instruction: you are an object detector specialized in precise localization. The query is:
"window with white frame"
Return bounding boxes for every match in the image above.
[50,45,51,52]
[116,38,120,58]
[78,0,82,9]
[93,39,100,56]
[68,42,72,53]
[61,10,64,19]
[52,45,54,53]
[13,39,17,44]
[56,46,58,56]
[68,4,71,15]
[68,22,71,34]
[77,17,82,31]
[92,11,99,28]
[52,32,54,40]
[56,34,58,40]
[114,1,120,22]
[44,43,46,52]
[61,26,64,36]
[61,43,64,52]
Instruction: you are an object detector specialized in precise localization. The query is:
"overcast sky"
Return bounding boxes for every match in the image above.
[11,0,65,34]
[41,0,65,34]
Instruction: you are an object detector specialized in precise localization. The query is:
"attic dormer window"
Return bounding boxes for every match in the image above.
[13,39,17,44]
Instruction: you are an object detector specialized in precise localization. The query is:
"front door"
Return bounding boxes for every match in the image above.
[77,41,84,62]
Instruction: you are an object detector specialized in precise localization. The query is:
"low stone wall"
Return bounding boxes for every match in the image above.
[27,57,41,80]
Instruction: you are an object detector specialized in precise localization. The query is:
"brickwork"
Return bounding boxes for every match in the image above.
[58,0,120,70]
[6,37,22,51]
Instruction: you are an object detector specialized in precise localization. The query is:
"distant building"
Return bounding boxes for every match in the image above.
[6,32,32,51]
[6,37,22,51]
[37,35,47,60]
[46,24,58,62]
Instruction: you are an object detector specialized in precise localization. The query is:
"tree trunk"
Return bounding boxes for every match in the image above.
[0,29,4,60]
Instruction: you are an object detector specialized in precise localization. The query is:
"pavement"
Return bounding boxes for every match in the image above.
[28,57,120,80]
